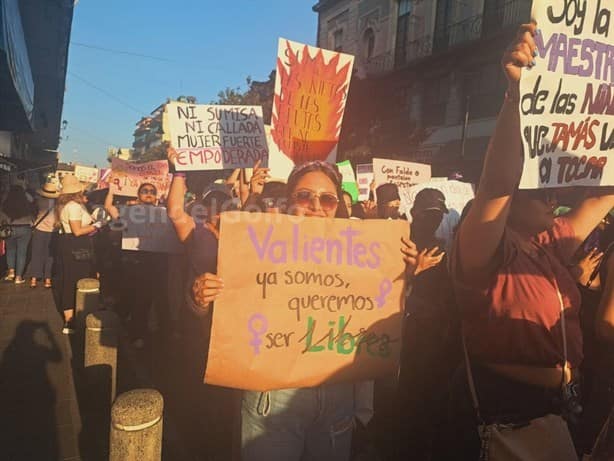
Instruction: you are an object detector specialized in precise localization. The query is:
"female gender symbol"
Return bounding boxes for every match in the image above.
[375,279,393,308]
[247,313,269,355]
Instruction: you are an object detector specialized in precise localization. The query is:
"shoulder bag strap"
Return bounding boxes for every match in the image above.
[32,208,52,229]
[462,332,483,423]
[555,286,569,387]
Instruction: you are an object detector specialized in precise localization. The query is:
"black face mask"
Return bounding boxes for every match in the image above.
[381,205,401,220]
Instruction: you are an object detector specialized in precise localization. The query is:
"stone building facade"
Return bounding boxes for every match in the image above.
[313,0,532,181]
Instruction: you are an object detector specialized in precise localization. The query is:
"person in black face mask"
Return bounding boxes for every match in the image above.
[376,183,402,219]
[399,187,458,460]
[410,188,448,251]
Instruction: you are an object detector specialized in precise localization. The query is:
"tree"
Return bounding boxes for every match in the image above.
[214,71,275,124]
[138,143,167,163]
[215,87,247,105]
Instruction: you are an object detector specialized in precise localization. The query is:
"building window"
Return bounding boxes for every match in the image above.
[464,64,507,120]
[395,0,413,67]
[399,0,412,16]
[363,28,375,60]
[333,29,343,52]
[423,75,449,126]
[433,0,454,51]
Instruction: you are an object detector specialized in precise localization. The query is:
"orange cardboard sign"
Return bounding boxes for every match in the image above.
[204,212,407,391]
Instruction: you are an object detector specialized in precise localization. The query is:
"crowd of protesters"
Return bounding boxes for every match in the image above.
[2,23,614,460]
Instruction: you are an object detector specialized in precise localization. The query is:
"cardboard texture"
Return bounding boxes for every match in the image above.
[205,212,407,391]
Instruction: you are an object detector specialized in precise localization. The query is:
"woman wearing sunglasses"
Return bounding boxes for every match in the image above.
[104,182,167,348]
[448,22,614,459]
[190,161,418,461]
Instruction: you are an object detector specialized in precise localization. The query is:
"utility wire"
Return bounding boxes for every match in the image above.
[69,124,121,147]
[71,41,175,63]
[68,71,147,116]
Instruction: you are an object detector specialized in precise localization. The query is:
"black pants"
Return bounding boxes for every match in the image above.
[120,252,168,340]
[438,364,562,460]
[58,234,94,312]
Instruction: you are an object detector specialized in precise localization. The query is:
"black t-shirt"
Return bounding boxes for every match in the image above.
[185,224,218,317]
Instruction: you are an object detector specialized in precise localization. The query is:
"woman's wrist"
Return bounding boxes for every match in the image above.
[504,84,520,104]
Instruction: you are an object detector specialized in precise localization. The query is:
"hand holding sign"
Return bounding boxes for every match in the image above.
[414,247,445,276]
[250,160,271,196]
[401,236,419,277]
[502,22,538,96]
[166,142,178,167]
[192,273,224,311]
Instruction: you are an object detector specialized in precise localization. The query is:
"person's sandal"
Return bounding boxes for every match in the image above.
[14,277,25,285]
[4,270,15,281]
[62,320,75,335]
[30,278,37,288]
[44,279,52,289]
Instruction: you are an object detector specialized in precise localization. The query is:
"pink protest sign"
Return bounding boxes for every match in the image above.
[109,158,170,198]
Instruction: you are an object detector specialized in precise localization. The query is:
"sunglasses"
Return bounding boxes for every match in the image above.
[292,190,339,211]
[139,188,157,195]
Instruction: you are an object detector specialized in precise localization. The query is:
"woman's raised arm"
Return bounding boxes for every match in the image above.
[457,23,537,275]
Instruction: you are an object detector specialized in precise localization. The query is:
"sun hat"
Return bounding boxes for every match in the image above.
[60,175,84,195]
[37,182,60,199]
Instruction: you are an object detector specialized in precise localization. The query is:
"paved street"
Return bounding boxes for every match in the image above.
[0,281,82,461]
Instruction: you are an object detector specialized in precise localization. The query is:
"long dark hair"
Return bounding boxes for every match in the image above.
[1,186,34,220]
[286,161,348,218]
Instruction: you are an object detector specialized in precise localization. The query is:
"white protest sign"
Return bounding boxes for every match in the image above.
[74,165,99,184]
[356,164,374,201]
[120,205,182,254]
[519,0,614,189]
[165,103,269,171]
[372,158,431,212]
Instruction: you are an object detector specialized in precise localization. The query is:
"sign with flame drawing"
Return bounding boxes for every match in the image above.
[268,39,355,179]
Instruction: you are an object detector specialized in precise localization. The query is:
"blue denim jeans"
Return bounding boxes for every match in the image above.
[26,229,55,279]
[5,226,32,277]
[241,383,354,461]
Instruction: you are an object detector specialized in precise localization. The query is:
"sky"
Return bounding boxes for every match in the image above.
[59,0,318,167]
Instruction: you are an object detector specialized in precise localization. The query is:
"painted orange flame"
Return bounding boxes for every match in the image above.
[271,41,351,164]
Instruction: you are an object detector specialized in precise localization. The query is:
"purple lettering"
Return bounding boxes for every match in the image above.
[292,224,299,261]
[353,243,367,268]
[326,239,343,265]
[248,224,273,260]
[270,241,287,263]
[310,237,325,264]
[367,242,382,269]
[339,226,360,266]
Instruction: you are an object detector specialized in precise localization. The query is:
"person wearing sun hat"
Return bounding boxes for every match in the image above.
[26,183,60,288]
[56,175,101,334]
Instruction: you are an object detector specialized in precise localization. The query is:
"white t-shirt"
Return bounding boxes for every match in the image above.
[60,201,92,234]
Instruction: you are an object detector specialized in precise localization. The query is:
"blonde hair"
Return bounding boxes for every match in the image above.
[55,192,84,223]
